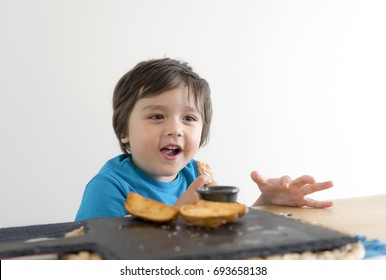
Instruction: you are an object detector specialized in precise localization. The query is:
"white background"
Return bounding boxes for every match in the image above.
[1,0,385,228]
[2,260,385,279]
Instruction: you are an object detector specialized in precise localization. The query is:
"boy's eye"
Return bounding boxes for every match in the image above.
[149,114,164,120]
[184,115,197,121]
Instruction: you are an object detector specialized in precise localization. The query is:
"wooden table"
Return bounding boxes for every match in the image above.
[253,194,386,242]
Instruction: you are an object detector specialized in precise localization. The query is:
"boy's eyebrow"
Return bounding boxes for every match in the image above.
[141,104,199,113]
[141,105,166,111]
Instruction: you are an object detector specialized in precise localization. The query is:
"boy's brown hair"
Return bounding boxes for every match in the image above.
[112,58,213,155]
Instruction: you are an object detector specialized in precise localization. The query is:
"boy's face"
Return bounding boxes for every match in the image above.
[121,86,203,182]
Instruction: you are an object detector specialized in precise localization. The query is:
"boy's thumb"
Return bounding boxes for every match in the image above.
[189,174,209,191]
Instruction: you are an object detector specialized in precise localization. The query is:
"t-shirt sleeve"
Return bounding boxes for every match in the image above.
[75,173,129,221]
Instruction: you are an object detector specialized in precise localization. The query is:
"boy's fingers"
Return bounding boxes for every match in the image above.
[304,197,334,208]
[188,174,209,191]
[291,175,315,188]
[279,175,292,189]
[251,171,290,190]
[250,170,266,185]
[174,176,209,208]
[301,181,334,194]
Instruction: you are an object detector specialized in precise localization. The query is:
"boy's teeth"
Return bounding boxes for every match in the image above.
[161,146,181,156]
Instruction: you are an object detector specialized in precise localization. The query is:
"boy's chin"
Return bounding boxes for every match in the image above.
[154,174,179,182]
[150,168,181,182]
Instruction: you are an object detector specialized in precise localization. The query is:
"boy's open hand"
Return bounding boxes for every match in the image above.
[250,170,334,208]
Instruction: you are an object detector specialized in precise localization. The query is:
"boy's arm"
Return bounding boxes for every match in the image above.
[75,174,128,221]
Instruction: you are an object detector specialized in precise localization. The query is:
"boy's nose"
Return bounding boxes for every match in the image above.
[165,119,183,137]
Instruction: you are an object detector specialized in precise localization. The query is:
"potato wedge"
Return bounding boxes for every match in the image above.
[180,200,247,228]
[124,192,179,223]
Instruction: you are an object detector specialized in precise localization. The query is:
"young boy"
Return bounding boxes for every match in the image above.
[75,58,333,221]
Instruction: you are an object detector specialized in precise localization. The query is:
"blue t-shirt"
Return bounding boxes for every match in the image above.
[75,154,198,221]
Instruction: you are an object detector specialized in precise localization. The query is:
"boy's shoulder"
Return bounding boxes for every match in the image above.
[99,154,131,174]
[181,159,199,178]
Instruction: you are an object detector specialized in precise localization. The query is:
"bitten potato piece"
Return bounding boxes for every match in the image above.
[180,200,248,228]
[196,160,214,185]
[125,192,179,223]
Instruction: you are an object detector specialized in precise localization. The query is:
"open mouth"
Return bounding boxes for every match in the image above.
[160,145,182,157]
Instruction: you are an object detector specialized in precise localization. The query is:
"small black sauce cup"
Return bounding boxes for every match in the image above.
[196,186,239,202]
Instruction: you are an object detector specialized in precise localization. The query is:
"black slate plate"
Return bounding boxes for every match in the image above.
[0,208,357,259]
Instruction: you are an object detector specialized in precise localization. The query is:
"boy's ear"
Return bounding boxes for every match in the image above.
[121,134,130,144]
